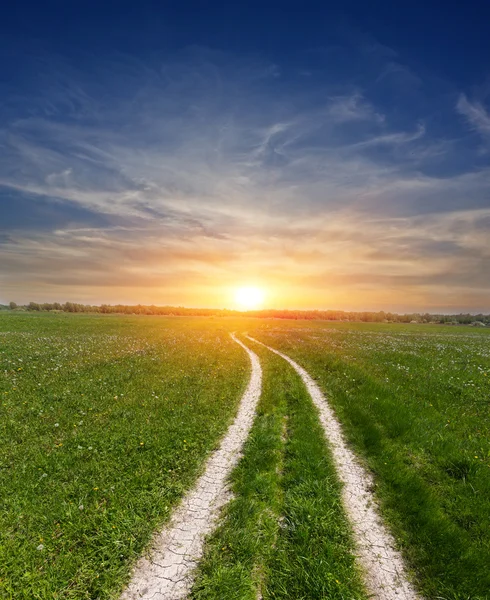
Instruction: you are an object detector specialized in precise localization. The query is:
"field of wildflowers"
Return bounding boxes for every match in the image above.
[253,322,490,599]
[2,314,489,599]
[0,313,248,599]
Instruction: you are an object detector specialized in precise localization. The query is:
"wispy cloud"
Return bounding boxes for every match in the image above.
[1,46,489,310]
[326,93,385,123]
[456,94,490,138]
[349,123,425,149]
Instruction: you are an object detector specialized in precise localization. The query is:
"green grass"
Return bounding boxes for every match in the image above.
[0,313,249,599]
[3,313,489,599]
[253,322,490,600]
[191,335,367,600]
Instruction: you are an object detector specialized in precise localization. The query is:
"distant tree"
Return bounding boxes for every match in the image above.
[9,301,17,310]
[14,300,490,324]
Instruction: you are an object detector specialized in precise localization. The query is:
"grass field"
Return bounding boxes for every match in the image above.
[251,322,490,600]
[0,313,249,599]
[191,336,367,600]
[1,313,489,599]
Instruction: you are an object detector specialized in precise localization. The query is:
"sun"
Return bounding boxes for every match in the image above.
[234,286,265,310]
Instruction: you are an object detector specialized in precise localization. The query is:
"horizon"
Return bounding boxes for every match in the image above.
[1,1,490,311]
[3,300,490,318]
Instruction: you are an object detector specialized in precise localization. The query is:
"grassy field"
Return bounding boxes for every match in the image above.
[1,313,489,599]
[0,313,249,599]
[192,336,367,600]
[252,322,490,600]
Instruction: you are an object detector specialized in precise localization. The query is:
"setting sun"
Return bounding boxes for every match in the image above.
[234,286,265,310]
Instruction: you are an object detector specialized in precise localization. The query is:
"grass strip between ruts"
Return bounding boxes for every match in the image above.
[191,336,367,600]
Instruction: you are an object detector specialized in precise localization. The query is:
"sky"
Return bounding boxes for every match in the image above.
[1,0,490,312]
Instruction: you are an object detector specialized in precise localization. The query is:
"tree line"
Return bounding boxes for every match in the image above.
[2,301,489,325]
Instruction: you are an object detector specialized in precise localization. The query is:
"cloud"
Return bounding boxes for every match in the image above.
[1,47,489,310]
[326,93,384,123]
[456,94,490,138]
[349,123,425,149]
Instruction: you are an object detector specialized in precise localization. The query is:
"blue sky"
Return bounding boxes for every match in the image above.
[1,1,489,311]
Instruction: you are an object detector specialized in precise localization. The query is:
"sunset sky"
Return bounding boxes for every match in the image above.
[1,1,489,312]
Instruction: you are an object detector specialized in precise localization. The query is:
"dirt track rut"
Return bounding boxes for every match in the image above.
[120,334,262,600]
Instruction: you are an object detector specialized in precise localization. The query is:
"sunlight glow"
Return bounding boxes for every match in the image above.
[234,286,265,310]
